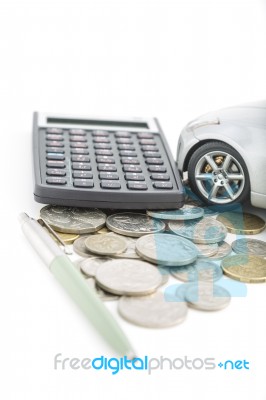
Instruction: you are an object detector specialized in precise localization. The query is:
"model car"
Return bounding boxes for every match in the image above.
[177,100,266,209]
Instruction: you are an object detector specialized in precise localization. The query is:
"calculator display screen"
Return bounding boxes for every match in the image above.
[47,117,149,129]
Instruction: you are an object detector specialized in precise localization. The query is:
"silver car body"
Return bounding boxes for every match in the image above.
[177,100,266,209]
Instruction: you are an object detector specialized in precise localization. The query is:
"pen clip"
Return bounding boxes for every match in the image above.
[37,218,73,255]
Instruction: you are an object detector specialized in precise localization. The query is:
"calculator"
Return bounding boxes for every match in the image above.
[33,112,184,209]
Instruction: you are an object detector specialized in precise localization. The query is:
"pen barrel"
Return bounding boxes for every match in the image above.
[50,255,134,357]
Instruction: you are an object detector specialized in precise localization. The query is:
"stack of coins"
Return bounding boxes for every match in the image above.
[40,200,266,329]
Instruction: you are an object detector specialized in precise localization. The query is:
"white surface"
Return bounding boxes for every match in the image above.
[1,0,266,399]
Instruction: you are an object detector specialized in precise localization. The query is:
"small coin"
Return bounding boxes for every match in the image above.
[107,233,139,259]
[221,254,266,283]
[73,236,95,258]
[96,227,111,234]
[106,212,165,237]
[207,241,232,261]
[95,259,162,296]
[51,232,80,244]
[231,238,266,258]
[40,206,106,234]
[169,217,227,244]
[194,243,218,258]
[146,205,204,220]
[85,278,120,301]
[136,233,198,266]
[184,282,231,311]
[164,282,194,302]
[217,212,265,235]
[80,257,113,277]
[118,292,188,328]
[85,234,127,256]
[170,259,223,283]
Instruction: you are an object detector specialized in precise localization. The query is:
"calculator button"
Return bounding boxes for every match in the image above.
[46,128,63,134]
[115,131,132,138]
[148,166,167,172]
[96,156,115,164]
[69,129,86,135]
[143,152,161,158]
[93,137,110,143]
[122,165,142,173]
[121,158,140,165]
[46,134,64,141]
[73,171,93,179]
[69,136,87,142]
[101,181,121,190]
[99,172,119,180]
[116,138,133,144]
[127,182,148,190]
[46,147,65,154]
[94,144,112,150]
[74,179,94,188]
[153,182,173,189]
[70,142,88,148]
[46,169,66,176]
[71,149,90,155]
[92,130,109,136]
[95,150,113,156]
[71,155,90,162]
[139,139,156,145]
[46,177,67,185]
[125,173,145,181]
[46,161,66,168]
[72,162,91,170]
[150,174,170,181]
[145,158,164,165]
[119,151,137,157]
[97,164,117,172]
[46,153,65,161]
[46,141,64,147]
[137,132,154,139]
[141,145,159,151]
[118,144,135,151]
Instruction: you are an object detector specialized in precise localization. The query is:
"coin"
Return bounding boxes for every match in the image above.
[194,243,218,258]
[96,227,111,234]
[73,235,94,258]
[85,278,120,301]
[168,217,227,244]
[52,232,80,244]
[207,241,232,261]
[106,212,165,237]
[164,283,194,302]
[135,233,198,266]
[217,212,265,235]
[85,234,127,256]
[184,282,231,311]
[231,238,266,258]
[118,292,188,328]
[40,206,106,234]
[170,260,223,283]
[221,254,266,283]
[107,233,139,259]
[80,257,113,277]
[146,205,204,220]
[95,259,162,296]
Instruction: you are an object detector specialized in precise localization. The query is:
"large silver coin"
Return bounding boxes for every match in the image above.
[85,234,127,256]
[118,292,188,328]
[170,259,223,282]
[85,278,120,301]
[194,243,218,258]
[80,257,112,277]
[95,259,162,296]
[184,282,231,311]
[73,236,95,258]
[135,233,198,266]
[207,241,232,261]
[40,206,106,234]
[107,233,139,259]
[106,212,165,237]
[231,238,266,258]
[146,205,204,220]
[168,217,227,244]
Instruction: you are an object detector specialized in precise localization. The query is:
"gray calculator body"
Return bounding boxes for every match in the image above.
[33,112,184,209]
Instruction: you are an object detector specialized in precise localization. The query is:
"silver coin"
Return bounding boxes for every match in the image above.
[40,206,106,234]
[118,292,188,328]
[106,212,165,237]
[85,234,127,256]
[164,282,194,302]
[207,241,232,261]
[184,282,231,311]
[107,233,139,259]
[195,243,218,258]
[85,278,120,301]
[135,233,198,266]
[170,259,223,282]
[169,217,227,244]
[73,236,95,258]
[95,259,162,296]
[146,205,204,221]
[80,257,113,277]
[202,207,219,217]
[231,238,266,258]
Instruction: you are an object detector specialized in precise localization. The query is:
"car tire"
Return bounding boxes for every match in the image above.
[187,141,250,207]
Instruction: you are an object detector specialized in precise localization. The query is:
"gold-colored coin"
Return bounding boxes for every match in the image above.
[221,254,266,283]
[217,212,265,235]
[96,227,111,234]
[50,231,80,244]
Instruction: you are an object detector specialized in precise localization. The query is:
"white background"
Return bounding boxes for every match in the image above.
[1,0,266,399]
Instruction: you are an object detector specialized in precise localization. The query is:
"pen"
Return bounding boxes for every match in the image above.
[19,212,136,358]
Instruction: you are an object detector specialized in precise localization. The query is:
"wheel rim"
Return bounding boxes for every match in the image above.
[194,150,246,204]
